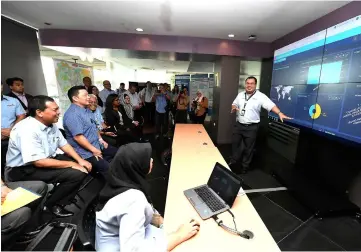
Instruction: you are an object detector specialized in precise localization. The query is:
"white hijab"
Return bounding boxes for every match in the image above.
[195,91,204,103]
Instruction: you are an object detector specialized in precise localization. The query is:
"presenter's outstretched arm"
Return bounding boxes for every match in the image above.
[271,106,293,122]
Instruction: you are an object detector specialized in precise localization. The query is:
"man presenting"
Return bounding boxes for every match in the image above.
[229,76,292,174]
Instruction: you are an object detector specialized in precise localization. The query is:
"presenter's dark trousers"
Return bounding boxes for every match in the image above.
[231,122,259,170]
[156,111,168,135]
[145,102,156,125]
[5,154,87,208]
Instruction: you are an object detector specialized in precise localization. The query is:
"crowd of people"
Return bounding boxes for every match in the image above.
[1,76,207,250]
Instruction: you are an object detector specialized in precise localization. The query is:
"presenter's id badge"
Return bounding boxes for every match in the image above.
[240,109,245,116]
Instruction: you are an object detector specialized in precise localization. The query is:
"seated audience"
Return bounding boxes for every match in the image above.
[175,88,189,124]
[1,82,26,170]
[95,143,200,251]
[6,77,33,113]
[192,91,208,124]
[63,86,117,175]
[152,84,170,138]
[88,94,117,147]
[99,80,116,105]
[5,95,89,217]
[1,179,47,246]
[88,85,103,108]
[103,94,141,145]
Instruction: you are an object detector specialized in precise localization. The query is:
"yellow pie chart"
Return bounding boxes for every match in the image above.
[309,104,322,119]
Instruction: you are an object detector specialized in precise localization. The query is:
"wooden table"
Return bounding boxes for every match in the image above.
[163,124,280,252]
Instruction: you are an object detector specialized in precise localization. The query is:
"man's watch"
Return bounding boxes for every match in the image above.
[277,111,283,115]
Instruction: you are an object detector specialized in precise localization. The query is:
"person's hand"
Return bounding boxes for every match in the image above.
[231,105,239,113]
[105,132,117,137]
[92,148,103,160]
[278,113,293,123]
[151,213,164,227]
[1,186,12,205]
[70,162,88,174]
[77,159,92,172]
[176,219,200,242]
[100,138,108,149]
[133,121,139,127]
[1,128,11,138]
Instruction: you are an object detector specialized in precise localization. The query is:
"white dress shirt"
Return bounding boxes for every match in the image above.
[140,87,156,103]
[96,189,167,252]
[6,117,68,167]
[122,90,141,108]
[232,90,275,124]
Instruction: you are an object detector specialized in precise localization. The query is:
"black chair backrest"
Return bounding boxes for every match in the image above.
[59,128,66,138]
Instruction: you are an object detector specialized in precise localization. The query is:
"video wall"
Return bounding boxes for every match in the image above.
[270,15,361,144]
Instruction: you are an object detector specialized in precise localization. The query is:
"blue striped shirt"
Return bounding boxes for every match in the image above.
[63,104,101,159]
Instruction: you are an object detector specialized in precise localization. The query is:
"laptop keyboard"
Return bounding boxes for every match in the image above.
[194,186,225,212]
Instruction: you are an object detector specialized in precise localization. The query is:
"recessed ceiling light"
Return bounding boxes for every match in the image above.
[228,34,235,38]
[136,28,144,32]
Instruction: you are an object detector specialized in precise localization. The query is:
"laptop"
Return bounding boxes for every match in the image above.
[184,162,242,220]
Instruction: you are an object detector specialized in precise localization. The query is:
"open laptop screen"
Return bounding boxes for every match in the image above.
[207,162,242,207]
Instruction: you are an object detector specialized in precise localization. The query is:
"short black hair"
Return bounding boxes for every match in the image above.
[83,77,90,81]
[67,85,87,102]
[120,83,125,86]
[245,76,257,84]
[28,95,55,117]
[6,77,24,86]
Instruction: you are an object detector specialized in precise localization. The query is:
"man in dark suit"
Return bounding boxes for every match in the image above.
[6,77,33,113]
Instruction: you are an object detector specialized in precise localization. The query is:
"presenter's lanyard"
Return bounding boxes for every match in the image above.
[243,90,256,110]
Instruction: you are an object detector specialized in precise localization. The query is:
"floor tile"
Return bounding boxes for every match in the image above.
[238,169,283,190]
[250,194,302,242]
[278,222,345,251]
[308,216,361,251]
[265,190,314,222]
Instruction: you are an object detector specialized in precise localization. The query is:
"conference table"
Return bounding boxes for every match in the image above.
[164,124,280,252]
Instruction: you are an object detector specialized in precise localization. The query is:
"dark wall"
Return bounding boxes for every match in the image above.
[1,17,46,95]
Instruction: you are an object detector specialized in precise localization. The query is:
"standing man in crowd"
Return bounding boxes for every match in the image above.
[152,84,170,139]
[229,76,292,174]
[117,83,126,97]
[139,81,156,125]
[63,86,117,175]
[5,95,89,217]
[99,80,116,105]
[83,76,92,91]
[1,82,26,170]
[6,77,33,113]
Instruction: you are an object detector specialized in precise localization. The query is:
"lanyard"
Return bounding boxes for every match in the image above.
[243,90,256,109]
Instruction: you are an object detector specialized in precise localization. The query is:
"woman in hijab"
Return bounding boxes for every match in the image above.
[88,85,103,107]
[120,93,143,138]
[95,143,200,251]
[103,94,139,145]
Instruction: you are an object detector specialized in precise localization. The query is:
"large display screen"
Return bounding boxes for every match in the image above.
[270,15,361,144]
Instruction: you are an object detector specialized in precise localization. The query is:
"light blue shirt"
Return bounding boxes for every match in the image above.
[1,95,26,128]
[99,89,116,104]
[155,94,168,113]
[6,117,68,167]
[92,106,104,131]
[96,189,167,252]
[63,104,101,159]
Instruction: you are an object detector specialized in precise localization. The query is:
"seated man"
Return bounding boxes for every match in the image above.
[6,77,33,114]
[1,179,47,247]
[63,86,117,175]
[88,94,117,147]
[1,82,26,171]
[5,95,90,218]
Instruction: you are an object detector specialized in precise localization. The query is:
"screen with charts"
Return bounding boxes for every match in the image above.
[270,15,361,144]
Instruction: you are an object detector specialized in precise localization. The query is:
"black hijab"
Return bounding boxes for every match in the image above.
[96,142,153,211]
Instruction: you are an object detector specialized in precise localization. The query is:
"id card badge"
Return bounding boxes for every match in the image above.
[240,109,245,116]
